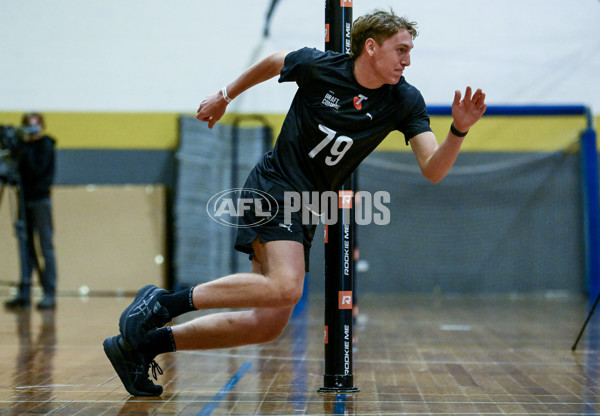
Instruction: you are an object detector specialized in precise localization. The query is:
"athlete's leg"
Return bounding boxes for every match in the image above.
[172,238,305,350]
[106,238,306,396]
[119,238,307,349]
[190,239,306,310]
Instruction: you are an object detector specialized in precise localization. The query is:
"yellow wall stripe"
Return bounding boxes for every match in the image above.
[0,112,180,149]
[1,112,596,152]
[223,113,593,152]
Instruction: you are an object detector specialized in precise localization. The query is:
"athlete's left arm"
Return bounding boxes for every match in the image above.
[409,86,486,183]
[196,51,290,129]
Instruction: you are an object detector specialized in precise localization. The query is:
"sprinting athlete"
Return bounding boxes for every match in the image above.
[104,9,487,396]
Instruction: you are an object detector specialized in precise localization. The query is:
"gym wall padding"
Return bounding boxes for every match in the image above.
[309,151,583,294]
[0,186,165,294]
[175,115,588,295]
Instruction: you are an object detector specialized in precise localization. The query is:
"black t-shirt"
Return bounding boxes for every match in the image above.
[256,47,432,192]
[19,135,56,201]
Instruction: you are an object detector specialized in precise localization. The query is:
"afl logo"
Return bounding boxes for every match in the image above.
[353,94,368,110]
[206,188,278,228]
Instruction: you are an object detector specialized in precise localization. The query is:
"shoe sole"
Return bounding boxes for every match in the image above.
[4,299,31,310]
[103,336,162,397]
[119,285,157,348]
[4,304,31,310]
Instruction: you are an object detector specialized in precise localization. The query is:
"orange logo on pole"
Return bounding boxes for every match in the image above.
[339,291,353,309]
[340,0,352,7]
[324,325,329,344]
[338,190,353,209]
[324,24,330,42]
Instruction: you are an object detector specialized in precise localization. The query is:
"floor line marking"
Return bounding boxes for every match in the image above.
[334,393,347,415]
[195,361,252,416]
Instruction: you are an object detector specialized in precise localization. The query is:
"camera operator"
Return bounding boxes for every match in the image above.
[5,112,57,310]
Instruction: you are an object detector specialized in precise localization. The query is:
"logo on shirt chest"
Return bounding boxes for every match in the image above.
[321,91,341,110]
[353,94,368,110]
[321,91,369,113]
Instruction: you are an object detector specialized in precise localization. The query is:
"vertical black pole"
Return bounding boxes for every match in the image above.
[230,124,239,274]
[319,0,359,394]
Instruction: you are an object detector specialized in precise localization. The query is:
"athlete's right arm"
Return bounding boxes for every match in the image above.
[196,51,290,129]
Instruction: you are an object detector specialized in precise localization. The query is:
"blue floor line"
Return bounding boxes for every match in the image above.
[334,393,347,415]
[196,361,252,416]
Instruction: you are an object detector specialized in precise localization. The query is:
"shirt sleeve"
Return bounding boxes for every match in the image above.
[399,90,432,145]
[279,47,323,87]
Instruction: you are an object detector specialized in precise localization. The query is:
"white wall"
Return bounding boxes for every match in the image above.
[1,0,599,113]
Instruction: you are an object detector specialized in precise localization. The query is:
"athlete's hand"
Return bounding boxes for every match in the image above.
[451,86,487,133]
[196,91,228,129]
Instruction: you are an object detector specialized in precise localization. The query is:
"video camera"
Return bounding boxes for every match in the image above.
[0,124,40,153]
[0,124,37,184]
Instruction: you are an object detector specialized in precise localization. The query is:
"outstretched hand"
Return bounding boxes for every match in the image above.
[451,86,487,133]
[196,91,228,129]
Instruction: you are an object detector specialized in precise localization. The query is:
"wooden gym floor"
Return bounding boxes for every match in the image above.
[1,292,599,415]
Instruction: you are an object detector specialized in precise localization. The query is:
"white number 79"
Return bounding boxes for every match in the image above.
[308,124,353,166]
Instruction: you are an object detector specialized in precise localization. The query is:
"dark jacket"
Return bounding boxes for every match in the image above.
[19,135,56,201]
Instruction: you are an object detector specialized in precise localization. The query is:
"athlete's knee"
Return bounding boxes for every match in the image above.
[252,310,292,343]
[254,239,306,307]
[257,320,288,343]
[272,271,305,307]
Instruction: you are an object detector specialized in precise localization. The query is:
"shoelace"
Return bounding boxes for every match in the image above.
[134,357,163,383]
[149,360,163,380]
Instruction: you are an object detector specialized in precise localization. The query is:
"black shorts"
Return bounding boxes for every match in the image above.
[234,168,317,272]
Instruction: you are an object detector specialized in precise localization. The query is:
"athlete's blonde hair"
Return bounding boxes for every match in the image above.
[350,9,418,58]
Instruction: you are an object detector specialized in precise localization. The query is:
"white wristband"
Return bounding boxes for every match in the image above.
[221,86,232,103]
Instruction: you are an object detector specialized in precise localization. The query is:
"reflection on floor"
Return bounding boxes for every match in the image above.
[1,293,598,415]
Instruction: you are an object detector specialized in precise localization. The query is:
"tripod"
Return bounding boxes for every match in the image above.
[0,150,30,296]
[572,293,600,351]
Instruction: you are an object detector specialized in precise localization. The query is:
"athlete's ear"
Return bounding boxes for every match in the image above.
[363,38,377,57]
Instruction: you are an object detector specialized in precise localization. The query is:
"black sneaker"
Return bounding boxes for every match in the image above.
[103,335,164,396]
[4,297,30,310]
[37,296,56,310]
[119,285,170,348]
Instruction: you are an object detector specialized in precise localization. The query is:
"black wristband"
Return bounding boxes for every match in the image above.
[450,123,469,137]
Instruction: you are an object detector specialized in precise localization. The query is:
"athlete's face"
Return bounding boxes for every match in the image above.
[369,29,413,85]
